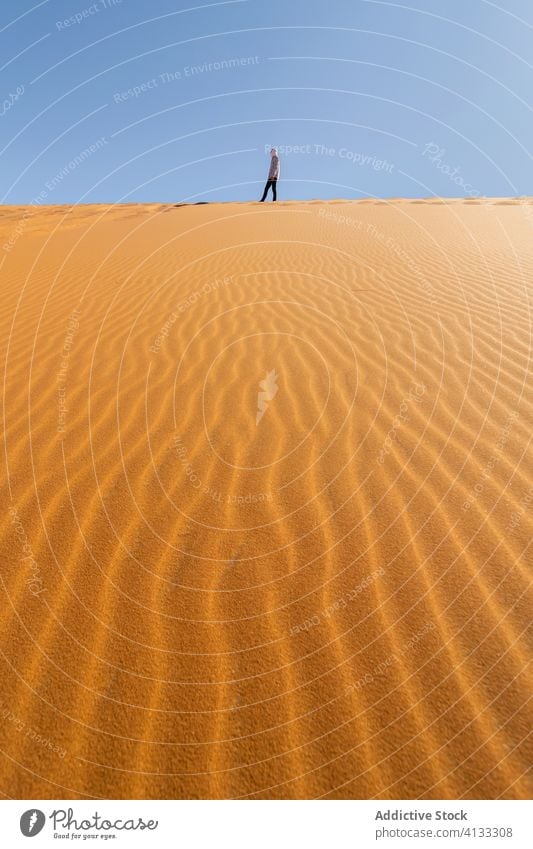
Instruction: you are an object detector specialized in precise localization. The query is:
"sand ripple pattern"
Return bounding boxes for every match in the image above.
[0,200,531,799]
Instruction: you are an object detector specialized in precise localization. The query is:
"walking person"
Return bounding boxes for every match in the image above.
[260,147,280,201]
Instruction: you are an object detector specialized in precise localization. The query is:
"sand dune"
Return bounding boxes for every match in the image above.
[0,198,531,799]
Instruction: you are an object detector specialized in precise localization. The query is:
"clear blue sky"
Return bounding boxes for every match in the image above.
[1,0,532,203]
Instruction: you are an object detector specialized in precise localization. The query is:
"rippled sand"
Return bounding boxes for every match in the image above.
[0,199,531,799]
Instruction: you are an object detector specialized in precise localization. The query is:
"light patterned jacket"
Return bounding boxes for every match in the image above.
[268,154,280,180]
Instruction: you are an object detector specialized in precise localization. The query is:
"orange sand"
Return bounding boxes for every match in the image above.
[0,199,531,799]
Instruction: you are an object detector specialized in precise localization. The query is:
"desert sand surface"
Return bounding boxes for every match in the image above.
[0,198,531,800]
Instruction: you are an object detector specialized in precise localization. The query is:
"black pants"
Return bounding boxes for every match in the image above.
[260,179,277,201]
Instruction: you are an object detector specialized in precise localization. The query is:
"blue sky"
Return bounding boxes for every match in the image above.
[1,0,532,203]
